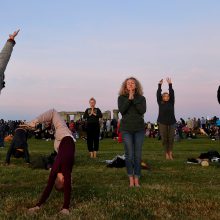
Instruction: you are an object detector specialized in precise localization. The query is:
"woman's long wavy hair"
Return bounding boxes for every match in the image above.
[119,77,143,96]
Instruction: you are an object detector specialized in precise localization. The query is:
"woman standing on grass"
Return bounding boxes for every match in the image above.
[83,97,102,158]
[157,78,176,160]
[118,77,146,187]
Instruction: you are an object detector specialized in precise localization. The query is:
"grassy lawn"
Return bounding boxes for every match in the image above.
[0,136,220,220]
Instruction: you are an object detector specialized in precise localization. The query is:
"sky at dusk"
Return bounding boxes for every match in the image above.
[0,0,219,121]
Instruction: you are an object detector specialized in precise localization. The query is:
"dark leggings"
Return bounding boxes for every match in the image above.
[36,136,75,209]
[86,124,100,152]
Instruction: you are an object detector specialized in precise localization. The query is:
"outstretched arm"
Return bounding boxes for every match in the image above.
[0,30,20,92]
[157,79,163,104]
[218,86,220,104]
[167,78,175,104]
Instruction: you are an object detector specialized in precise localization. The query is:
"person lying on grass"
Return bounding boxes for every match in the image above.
[26,109,76,215]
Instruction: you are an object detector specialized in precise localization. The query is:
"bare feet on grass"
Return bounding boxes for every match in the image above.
[28,206,40,213]
[90,152,93,158]
[60,208,70,215]
[134,177,140,187]
[165,151,174,160]
[129,176,134,187]
[169,151,174,160]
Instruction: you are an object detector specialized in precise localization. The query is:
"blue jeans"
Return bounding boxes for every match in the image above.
[122,130,145,178]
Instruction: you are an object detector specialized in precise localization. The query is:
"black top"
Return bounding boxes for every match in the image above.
[157,84,176,125]
[118,94,146,132]
[218,86,220,104]
[12,128,28,147]
[83,108,102,125]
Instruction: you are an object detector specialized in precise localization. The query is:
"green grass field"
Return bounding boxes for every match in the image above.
[0,136,220,220]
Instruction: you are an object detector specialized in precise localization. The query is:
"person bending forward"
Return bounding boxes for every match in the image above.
[28,109,75,215]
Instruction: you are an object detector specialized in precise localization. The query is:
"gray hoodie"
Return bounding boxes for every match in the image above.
[0,39,16,92]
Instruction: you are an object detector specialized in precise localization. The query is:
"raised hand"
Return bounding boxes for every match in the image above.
[159,79,163,85]
[9,29,20,40]
[166,77,172,84]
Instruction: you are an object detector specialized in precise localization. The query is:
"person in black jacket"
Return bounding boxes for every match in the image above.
[5,127,30,164]
[83,97,102,158]
[218,86,220,104]
[157,78,176,160]
[118,77,146,187]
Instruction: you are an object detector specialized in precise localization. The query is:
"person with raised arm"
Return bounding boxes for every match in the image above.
[157,78,177,160]
[0,30,20,93]
[217,85,220,104]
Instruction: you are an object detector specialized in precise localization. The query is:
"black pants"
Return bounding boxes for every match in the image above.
[159,123,175,152]
[5,142,30,164]
[86,124,100,152]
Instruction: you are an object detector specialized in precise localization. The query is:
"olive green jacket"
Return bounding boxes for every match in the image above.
[118,94,146,132]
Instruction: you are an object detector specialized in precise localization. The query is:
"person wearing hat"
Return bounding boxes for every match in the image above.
[0,30,20,93]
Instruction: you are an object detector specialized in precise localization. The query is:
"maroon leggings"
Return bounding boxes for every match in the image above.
[36,136,75,209]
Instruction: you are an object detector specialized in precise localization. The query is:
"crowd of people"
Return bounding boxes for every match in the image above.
[0,30,220,215]
[145,116,220,141]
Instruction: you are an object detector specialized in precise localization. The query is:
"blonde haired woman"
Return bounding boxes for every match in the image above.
[118,77,146,187]
[83,97,102,158]
[157,78,176,160]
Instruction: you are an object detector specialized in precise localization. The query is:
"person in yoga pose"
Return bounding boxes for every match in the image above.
[27,109,75,215]
[0,29,19,93]
[157,78,176,160]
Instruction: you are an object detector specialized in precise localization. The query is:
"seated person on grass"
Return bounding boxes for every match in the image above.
[27,109,75,215]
